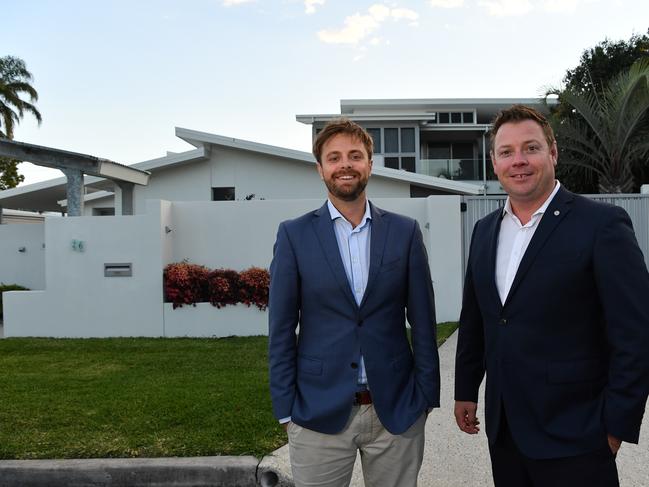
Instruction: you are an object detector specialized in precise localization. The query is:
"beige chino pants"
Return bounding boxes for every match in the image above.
[287,405,426,487]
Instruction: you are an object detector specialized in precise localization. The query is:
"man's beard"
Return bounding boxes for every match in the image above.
[325,171,368,202]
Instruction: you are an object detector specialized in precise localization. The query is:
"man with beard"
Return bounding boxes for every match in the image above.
[269,118,440,487]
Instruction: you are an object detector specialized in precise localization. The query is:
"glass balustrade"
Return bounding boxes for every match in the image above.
[419,158,495,181]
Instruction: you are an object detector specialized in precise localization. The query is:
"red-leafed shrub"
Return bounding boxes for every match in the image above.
[207,269,240,308]
[238,267,270,311]
[164,262,210,309]
[163,263,270,310]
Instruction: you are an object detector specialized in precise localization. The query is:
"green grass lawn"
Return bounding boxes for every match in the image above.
[0,322,457,460]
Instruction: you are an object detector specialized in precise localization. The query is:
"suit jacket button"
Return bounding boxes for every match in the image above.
[351,362,358,369]
[499,318,507,325]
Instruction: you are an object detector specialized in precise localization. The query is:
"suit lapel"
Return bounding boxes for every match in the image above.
[503,187,574,307]
[487,209,505,307]
[360,202,389,308]
[312,203,358,310]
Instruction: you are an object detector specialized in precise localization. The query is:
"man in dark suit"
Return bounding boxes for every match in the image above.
[454,104,649,487]
[269,118,440,487]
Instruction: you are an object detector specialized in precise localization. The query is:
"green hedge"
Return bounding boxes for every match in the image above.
[0,284,29,320]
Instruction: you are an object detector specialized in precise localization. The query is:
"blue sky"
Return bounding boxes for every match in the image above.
[3,0,648,185]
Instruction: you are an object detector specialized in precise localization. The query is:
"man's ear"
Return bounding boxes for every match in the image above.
[316,162,324,180]
[550,141,558,166]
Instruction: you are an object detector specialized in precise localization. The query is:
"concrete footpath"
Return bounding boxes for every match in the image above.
[1,331,648,486]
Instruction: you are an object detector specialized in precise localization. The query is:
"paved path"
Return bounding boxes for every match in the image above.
[263,330,649,486]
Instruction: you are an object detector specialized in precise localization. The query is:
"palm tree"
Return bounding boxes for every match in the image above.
[547,59,649,193]
[0,56,42,139]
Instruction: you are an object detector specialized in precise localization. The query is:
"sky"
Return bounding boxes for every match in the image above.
[3,0,648,186]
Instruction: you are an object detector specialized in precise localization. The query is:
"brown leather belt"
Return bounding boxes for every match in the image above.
[354,390,372,405]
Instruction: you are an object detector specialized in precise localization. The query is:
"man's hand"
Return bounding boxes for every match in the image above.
[282,422,289,432]
[607,434,622,456]
[454,401,480,434]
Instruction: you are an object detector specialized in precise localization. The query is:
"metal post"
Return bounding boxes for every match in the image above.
[482,129,488,195]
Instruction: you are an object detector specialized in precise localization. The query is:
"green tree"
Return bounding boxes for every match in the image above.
[0,55,42,190]
[549,30,649,193]
[548,59,649,193]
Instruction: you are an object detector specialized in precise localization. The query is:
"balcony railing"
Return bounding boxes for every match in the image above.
[419,158,495,181]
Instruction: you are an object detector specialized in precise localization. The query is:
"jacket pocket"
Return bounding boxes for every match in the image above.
[547,358,606,384]
[298,355,323,375]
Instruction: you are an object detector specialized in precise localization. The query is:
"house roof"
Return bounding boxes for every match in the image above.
[296,97,554,124]
[0,126,480,212]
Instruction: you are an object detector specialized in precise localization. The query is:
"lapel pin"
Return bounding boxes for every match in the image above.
[553,210,560,216]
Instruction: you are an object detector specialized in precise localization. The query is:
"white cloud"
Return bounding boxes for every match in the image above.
[391,7,419,24]
[318,4,419,45]
[478,0,532,16]
[429,0,464,8]
[368,4,391,22]
[304,0,325,14]
[222,0,254,6]
[542,0,580,12]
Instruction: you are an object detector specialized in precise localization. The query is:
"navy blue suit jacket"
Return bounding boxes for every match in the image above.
[455,187,649,459]
[269,201,440,435]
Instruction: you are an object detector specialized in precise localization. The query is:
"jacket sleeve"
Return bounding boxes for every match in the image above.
[594,206,649,443]
[454,221,486,403]
[406,220,441,408]
[268,222,300,420]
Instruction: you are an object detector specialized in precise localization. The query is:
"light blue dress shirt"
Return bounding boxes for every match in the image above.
[327,199,372,386]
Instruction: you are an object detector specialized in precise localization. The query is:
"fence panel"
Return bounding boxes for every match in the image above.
[461,193,649,280]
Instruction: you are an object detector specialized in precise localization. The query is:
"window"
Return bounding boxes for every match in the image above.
[367,128,382,154]
[384,128,399,153]
[212,187,235,201]
[401,128,415,152]
[383,127,417,173]
[436,111,476,124]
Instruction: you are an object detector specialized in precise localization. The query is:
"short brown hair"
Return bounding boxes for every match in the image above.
[313,118,374,163]
[490,104,555,151]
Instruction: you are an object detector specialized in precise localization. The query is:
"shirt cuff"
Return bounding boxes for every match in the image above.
[279,416,291,424]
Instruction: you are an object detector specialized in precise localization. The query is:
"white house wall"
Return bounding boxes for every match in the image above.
[3,200,168,337]
[208,147,409,201]
[133,160,212,214]
[4,197,463,337]
[0,223,45,290]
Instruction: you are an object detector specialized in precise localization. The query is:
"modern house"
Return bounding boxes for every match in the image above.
[297,98,553,195]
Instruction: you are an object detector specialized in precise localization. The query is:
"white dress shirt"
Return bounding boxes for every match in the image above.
[495,181,561,304]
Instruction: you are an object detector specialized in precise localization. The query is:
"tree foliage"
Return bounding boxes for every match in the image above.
[0,157,24,190]
[548,59,649,193]
[0,55,41,190]
[548,30,649,193]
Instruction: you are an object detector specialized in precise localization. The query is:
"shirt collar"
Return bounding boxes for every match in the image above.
[327,199,372,227]
[503,180,561,219]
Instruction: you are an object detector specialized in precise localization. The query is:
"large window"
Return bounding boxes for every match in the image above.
[372,127,417,172]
